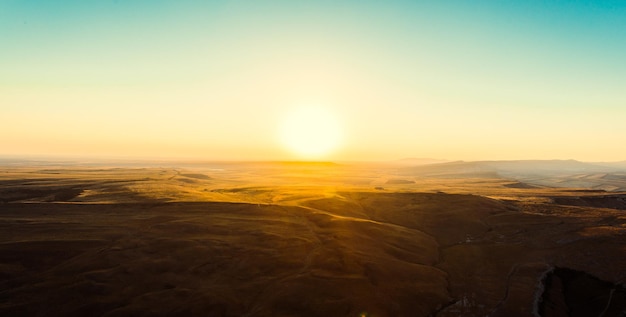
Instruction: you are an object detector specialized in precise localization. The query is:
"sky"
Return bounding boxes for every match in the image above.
[1,0,625,161]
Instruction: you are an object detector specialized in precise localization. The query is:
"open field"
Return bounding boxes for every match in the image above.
[1,161,626,316]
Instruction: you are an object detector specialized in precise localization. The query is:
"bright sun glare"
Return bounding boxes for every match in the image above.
[280,105,342,159]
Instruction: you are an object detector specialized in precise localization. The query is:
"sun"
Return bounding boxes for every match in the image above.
[279,105,342,159]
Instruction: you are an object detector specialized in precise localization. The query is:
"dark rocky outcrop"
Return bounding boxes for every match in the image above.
[539,267,626,317]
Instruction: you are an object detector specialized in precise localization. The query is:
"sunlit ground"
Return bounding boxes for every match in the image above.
[1,161,626,316]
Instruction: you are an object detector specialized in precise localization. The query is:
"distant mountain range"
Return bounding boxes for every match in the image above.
[475,159,621,175]
[399,159,626,191]
[402,159,625,176]
[594,161,626,169]
[392,158,450,166]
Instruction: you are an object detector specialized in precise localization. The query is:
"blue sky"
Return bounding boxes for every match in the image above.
[1,1,625,160]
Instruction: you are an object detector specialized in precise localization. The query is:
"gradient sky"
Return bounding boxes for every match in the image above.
[2,0,625,161]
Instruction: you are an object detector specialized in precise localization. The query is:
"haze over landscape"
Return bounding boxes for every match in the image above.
[2,1,626,317]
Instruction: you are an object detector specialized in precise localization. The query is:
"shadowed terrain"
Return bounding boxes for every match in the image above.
[1,161,625,316]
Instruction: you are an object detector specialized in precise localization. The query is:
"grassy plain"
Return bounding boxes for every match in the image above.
[1,161,625,316]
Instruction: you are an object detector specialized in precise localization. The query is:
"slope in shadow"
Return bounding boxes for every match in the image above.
[539,267,626,317]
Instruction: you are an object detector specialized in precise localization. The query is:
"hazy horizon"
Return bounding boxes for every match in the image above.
[2,1,625,161]
[3,154,626,166]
